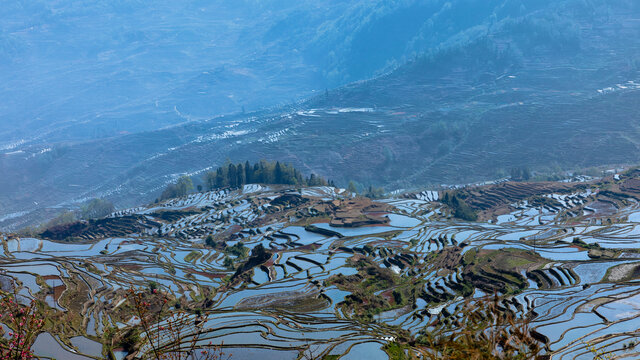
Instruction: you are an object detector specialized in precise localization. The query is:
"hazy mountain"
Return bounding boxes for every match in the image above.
[6,0,629,149]
[0,0,355,148]
[1,0,639,229]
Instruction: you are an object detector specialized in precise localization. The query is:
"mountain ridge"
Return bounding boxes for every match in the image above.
[1,0,639,230]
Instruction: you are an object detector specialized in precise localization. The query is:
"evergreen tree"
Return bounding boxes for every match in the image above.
[347,181,358,193]
[253,163,261,182]
[228,164,238,188]
[296,170,304,185]
[236,163,245,187]
[440,191,477,221]
[260,160,272,183]
[215,167,225,188]
[160,175,193,200]
[245,160,252,183]
[204,171,216,191]
[201,160,329,191]
[442,192,451,205]
[81,198,115,219]
[176,176,193,196]
[274,161,284,184]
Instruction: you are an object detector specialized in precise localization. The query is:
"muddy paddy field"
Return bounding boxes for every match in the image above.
[4,172,640,359]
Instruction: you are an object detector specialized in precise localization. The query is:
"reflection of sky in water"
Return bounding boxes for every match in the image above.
[496,230,539,241]
[598,294,640,321]
[573,262,618,283]
[342,342,387,360]
[496,214,516,224]
[7,185,640,359]
[32,333,93,360]
[314,223,396,237]
[628,211,640,222]
[386,213,422,228]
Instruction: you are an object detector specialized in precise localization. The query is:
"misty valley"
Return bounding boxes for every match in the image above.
[2,0,640,359]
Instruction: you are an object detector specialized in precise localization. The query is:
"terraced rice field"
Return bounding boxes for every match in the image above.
[3,183,640,359]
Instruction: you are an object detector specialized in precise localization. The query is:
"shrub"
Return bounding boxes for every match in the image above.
[417,295,543,359]
[0,293,45,360]
[125,288,230,360]
[81,198,115,219]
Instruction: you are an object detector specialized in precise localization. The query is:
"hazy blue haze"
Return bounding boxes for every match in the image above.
[0,0,639,229]
[1,0,598,148]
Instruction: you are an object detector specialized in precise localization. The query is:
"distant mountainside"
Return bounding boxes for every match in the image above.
[1,0,639,230]
[0,0,350,148]
[6,0,636,149]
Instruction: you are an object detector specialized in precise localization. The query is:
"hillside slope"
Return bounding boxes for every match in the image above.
[1,0,639,229]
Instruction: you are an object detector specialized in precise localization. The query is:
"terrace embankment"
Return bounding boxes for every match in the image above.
[256,192,393,228]
[10,180,640,359]
[40,215,163,241]
[454,247,545,295]
[438,169,640,221]
[235,289,329,312]
[457,181,576,220]
[327,255,423,323]
[326,198,391,227]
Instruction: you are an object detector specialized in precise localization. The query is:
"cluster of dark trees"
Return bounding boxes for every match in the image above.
[441,191,477,221]
[362,185,385,199]
[159,176,194,201]
[155,160,334,202]
[80,198,115,220]
[157,161,392,203]
[347,181,385,198]
[510,167,531,181]
[203,160,332,190]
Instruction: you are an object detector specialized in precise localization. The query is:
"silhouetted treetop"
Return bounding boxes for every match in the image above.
[203,160,331,190]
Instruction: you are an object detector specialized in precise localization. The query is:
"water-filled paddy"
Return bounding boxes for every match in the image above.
[4,185,640,359]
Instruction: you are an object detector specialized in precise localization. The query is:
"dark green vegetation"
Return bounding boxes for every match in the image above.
[80,198,115,220]
[159,176,194,201]
[224,242,249,259]
[326,244,543,324]
[230,244,272,284]
[327,255,424,322]
[203,160,331,190]
[346,181,386,198]
[510,167,532,182]
[440,192,478,221]
[41,211,77,230]
[156,160,332,205]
